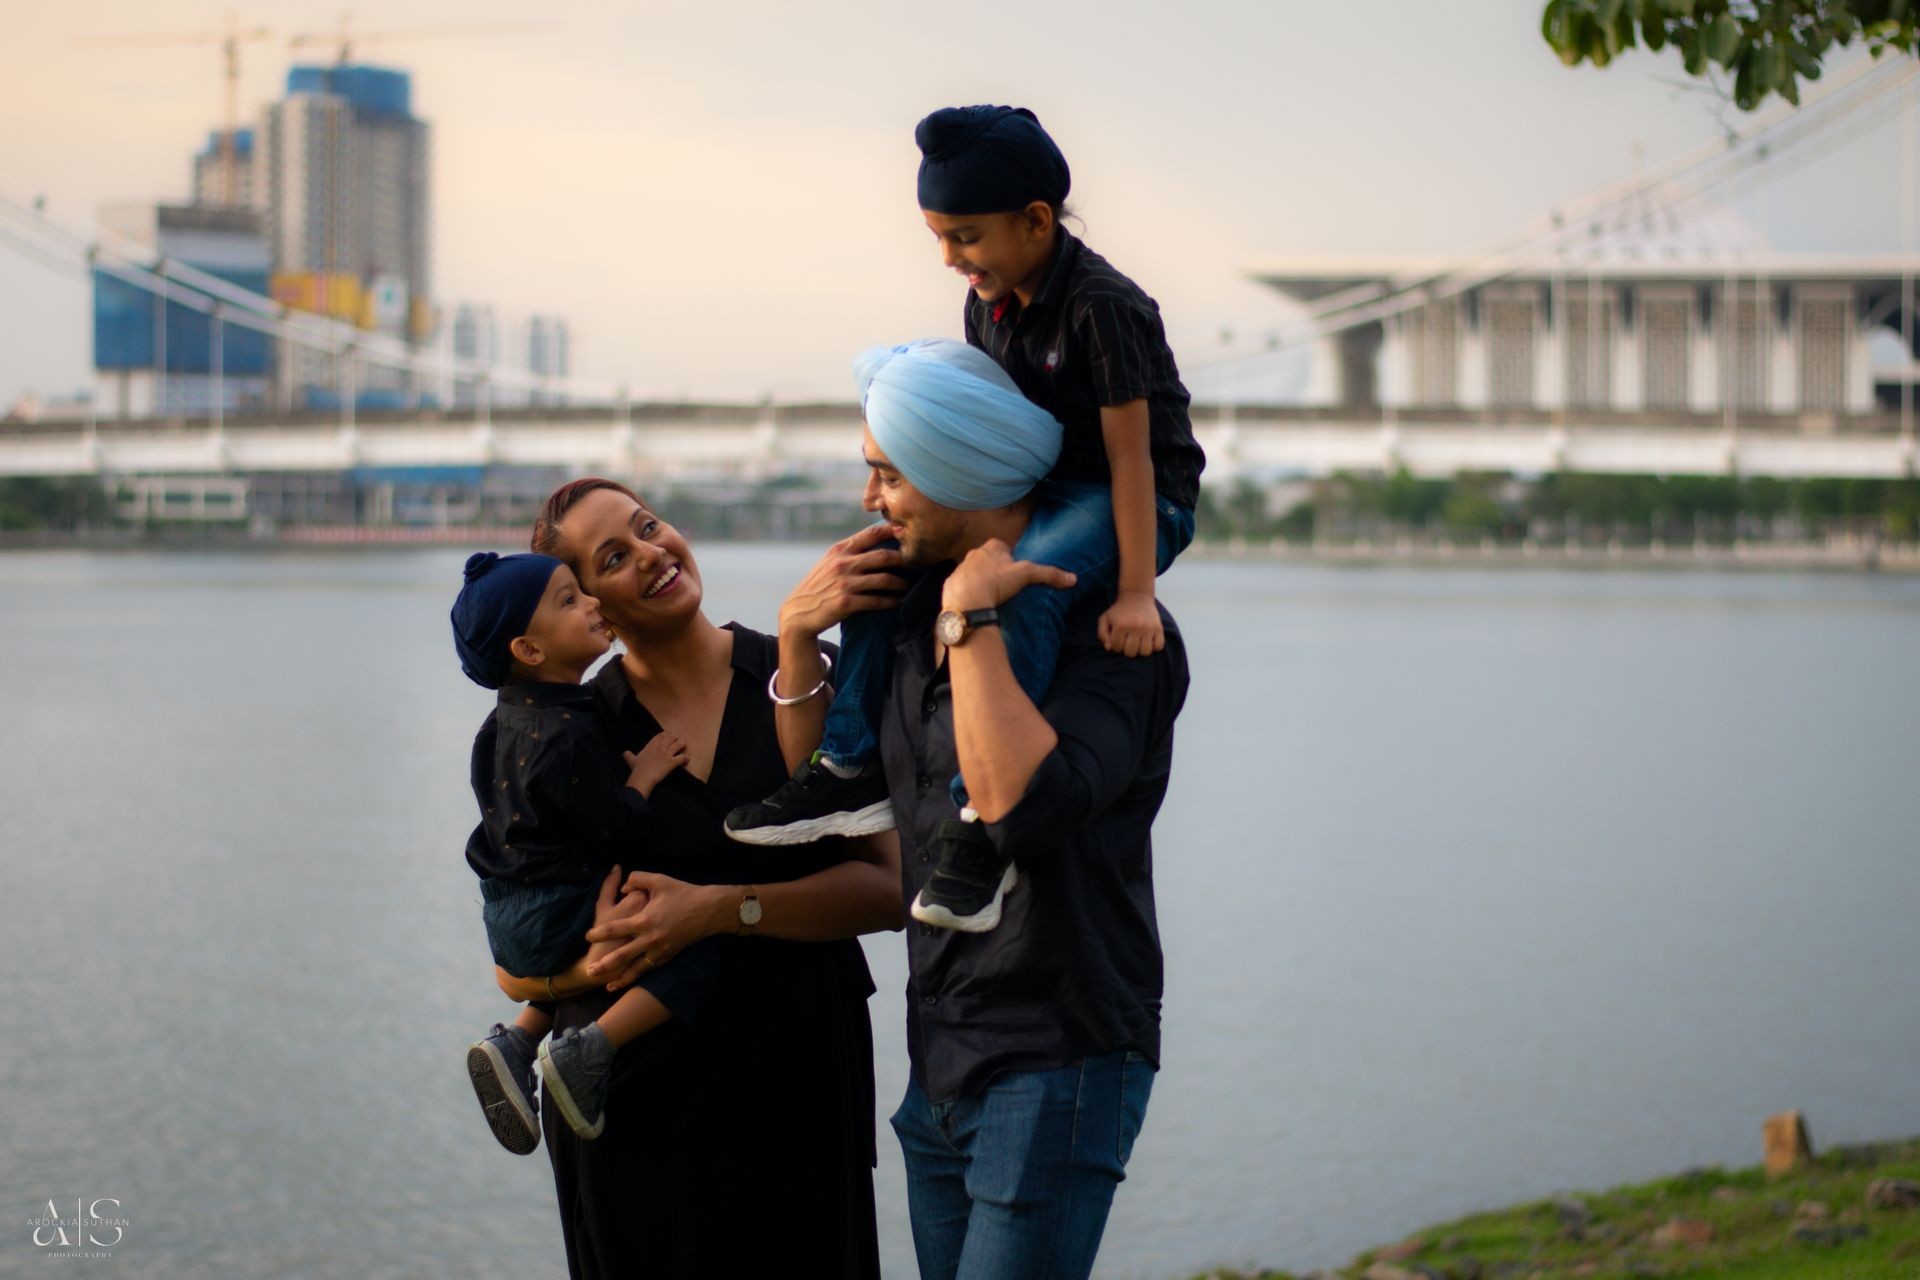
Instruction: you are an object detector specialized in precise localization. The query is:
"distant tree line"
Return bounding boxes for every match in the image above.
[1196,471,1920,544]
[0,478,110,532]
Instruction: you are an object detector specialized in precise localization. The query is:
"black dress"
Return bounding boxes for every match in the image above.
[543,624,881,1280]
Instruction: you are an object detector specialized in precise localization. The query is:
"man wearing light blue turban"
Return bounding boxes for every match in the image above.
[728,336,1082,851]
[736,336,1190,1280]
[727,333,1192,853]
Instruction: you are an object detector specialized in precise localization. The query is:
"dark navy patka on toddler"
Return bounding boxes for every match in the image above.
[450,550,564,689]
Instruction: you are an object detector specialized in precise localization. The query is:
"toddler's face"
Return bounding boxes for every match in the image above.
[922,207,1054,305]
[522,563,612,674]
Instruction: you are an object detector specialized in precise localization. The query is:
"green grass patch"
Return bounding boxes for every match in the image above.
[1190,1139,1920,1280]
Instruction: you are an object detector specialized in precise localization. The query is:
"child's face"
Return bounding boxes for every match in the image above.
[922,206,1056,305]
[519,564,611,676]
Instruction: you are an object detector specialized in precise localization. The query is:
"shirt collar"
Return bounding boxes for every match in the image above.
[898,563,955,632]
[590,621,763,713]
[989,229,1080,326]
[496,680,598,711]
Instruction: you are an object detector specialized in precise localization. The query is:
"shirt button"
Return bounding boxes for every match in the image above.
[916,774,931,789]
[922,995,938,1006]
[918,851,930,863]
[922,700,937,716]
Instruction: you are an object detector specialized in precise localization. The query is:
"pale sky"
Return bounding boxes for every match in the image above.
[1,0,1913,409]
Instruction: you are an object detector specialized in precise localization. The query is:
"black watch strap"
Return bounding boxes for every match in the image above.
[964,607,1001,630]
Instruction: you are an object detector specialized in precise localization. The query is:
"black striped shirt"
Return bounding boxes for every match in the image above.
[964,231,1205,511]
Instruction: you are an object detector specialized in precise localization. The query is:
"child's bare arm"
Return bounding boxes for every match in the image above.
[622,732,689,798]
[1097,398,1165,657]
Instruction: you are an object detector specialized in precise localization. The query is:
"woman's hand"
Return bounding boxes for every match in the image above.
[777,522,908,639]
[584,871,732,992]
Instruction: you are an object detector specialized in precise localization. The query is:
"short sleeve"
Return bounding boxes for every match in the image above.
[964,294,989,351]
[1077,298,1158,407]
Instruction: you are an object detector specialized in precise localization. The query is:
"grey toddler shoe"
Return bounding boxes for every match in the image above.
[467,1023,540,1155]
[539,1023,614,1140]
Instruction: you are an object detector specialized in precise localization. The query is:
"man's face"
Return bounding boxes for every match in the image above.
[921,207,1054,305]
[861,425,969,567]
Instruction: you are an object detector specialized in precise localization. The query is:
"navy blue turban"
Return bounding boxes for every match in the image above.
[451,551,565,689]
[856,339,1062,511]
[915,105,1071,215]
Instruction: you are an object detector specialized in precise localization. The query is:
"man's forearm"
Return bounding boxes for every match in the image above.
[947,628,1057,822]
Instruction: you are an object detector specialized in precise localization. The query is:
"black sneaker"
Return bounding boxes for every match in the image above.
[723,756,895,845]
[910,813,1016,933]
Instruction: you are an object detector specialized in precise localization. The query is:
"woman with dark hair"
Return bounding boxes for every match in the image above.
[491,477,907,1279]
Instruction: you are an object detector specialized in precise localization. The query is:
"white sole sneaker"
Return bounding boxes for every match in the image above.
[724,799,896,846]
[910,863,1018,933]
[467,1040,539,1155]
[537,1039,606,1140]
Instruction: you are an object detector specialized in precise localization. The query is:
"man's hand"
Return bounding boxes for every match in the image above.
[942,538,1076,612]
[777,522,908,638]
[1097,589,1165,657]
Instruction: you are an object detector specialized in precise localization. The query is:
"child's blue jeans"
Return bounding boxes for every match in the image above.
[820,481,1195,807]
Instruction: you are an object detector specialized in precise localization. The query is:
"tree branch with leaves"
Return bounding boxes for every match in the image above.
[1542,1,1918,109]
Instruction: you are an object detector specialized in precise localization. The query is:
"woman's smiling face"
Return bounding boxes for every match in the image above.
[555,487,703,637]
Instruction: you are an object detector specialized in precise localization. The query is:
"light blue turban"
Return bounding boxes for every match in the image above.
[854,339,1063,511]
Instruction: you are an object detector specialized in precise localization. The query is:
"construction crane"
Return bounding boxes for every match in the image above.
[74,14,274,209]
[286,16,558,66]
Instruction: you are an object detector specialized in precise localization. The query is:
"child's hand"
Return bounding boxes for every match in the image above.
[1097,590,1164,658]
[623,732,689,797]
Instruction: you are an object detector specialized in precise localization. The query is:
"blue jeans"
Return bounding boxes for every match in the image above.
[823,482,1196,804]
[889,1050,1155,1280]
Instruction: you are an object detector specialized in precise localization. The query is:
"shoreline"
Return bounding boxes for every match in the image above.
[2,528,1918,574]
[1183,537,1920,574]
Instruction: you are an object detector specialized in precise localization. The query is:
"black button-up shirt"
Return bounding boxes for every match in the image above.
[880,564,1191,1103]
[465,678,715,1020]
[964,229,1206,512]
[465,680,673,886]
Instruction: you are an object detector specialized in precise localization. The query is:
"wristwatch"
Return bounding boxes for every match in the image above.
[936,607,1001,648]
[736,886,762,933]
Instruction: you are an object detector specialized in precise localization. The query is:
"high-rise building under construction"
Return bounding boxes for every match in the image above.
[262,64,432,404]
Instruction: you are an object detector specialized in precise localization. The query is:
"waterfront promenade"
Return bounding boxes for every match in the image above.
[3,400,1916,485]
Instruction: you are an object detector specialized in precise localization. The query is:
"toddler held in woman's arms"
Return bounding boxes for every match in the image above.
[450,551,716,1154]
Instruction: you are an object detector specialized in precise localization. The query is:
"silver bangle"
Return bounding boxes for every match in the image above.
[767,652,833,706]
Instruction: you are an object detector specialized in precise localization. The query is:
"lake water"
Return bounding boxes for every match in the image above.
[3,546,1918,1279]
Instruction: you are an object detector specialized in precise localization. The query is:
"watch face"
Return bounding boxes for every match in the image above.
[936,609,966,647]
[738,896,763,927]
